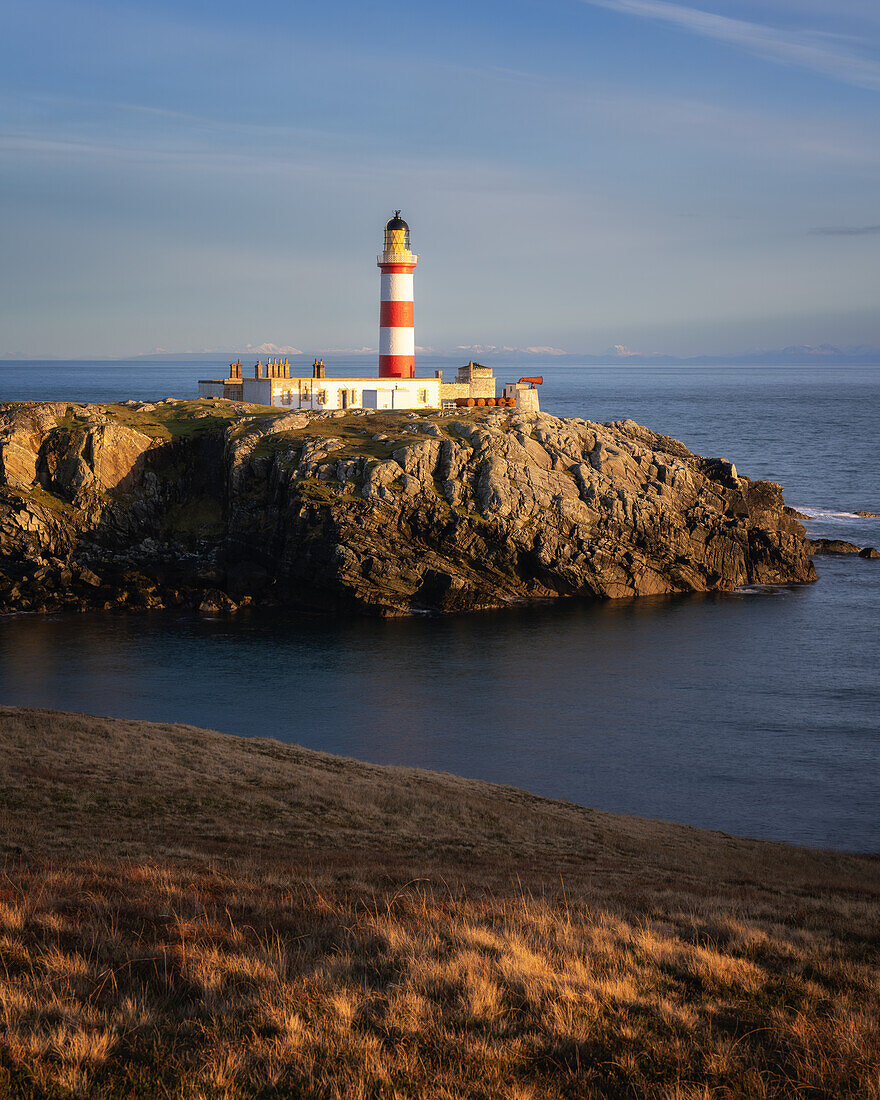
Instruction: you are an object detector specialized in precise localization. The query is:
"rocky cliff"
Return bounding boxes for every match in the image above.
[0,399,815,615]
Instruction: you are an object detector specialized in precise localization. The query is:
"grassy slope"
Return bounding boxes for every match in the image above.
[1,706,879,1099]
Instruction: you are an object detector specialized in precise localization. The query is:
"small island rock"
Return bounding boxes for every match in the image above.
[0,400,817,616]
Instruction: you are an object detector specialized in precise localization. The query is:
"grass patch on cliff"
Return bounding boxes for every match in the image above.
[103,400,284,442]
[100,404,485,466]
[253,413,448,464]
[1,706,879,1099]
[27,485,78,517]
[106,401,244,441]
[296,476,363,506]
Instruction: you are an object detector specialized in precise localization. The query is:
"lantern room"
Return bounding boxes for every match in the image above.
[382,211,414,261]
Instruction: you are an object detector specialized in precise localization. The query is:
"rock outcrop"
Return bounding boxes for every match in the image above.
[805,538,861,555]
[804,538,880,559]
[0,400,816,616]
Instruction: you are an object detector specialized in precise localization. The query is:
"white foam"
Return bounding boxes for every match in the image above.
[732,584,790,597]
[796,507,868,521]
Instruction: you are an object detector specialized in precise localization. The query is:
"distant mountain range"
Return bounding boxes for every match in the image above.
[3,344,879,365]
[126,342,880,366]
[585,345,880,366]
[470,344,880,366]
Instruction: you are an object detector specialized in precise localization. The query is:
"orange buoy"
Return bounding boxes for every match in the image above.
[466,397,476,407]
[476,398,485,406]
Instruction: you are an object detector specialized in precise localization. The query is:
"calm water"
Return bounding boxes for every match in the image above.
[1,359,879,851]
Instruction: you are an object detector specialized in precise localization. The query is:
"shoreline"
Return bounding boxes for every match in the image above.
[2,704,878,859]
[5,703,878,859]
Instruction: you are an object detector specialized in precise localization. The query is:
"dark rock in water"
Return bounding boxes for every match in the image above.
[806,537,880,560]
[805,538,861,555]
[856,510,880,518]
[0,401,817,616]
[784,506,811,521]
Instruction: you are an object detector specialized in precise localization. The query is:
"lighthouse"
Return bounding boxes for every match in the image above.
[378,211,417,379]
[198,209,502,409]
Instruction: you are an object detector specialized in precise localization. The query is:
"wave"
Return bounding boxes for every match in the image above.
[731,585,794,597]
[796,507,877,521]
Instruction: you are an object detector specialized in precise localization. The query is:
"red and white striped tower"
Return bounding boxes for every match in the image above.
[378,211,417,379]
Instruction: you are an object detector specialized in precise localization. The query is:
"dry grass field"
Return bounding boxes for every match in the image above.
[1,705,879,1098]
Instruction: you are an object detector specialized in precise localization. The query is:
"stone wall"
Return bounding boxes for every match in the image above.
[440,378,496,401]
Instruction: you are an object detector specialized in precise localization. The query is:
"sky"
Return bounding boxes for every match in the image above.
[1,0,878,359]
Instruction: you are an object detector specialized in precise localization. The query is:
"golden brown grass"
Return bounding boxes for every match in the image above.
[1,706,879,1098]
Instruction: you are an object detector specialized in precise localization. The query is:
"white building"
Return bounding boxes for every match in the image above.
[198,359,442,411]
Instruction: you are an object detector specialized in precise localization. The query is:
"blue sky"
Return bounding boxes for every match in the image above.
[1,0,878,358]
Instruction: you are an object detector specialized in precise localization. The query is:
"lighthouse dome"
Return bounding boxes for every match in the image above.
[382,210,412,257]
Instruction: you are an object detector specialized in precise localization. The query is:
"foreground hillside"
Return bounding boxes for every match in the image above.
[0,399,814,616]
[1,707,878,1098]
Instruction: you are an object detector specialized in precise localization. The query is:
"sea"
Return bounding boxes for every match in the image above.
[1,358,878,852]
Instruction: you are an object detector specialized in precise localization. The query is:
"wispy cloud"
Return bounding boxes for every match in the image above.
[581,0,880,91]
[809,223,880,235]
[474,64,880,168]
